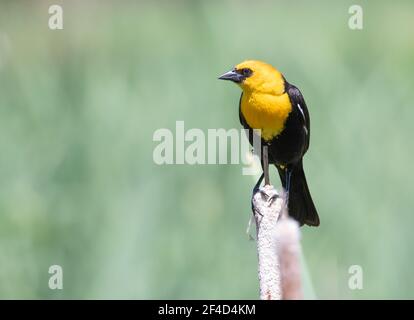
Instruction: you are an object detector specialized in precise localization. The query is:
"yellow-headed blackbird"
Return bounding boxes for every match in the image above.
[219,60,319,227]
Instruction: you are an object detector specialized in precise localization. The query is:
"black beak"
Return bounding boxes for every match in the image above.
[218,68,244,83]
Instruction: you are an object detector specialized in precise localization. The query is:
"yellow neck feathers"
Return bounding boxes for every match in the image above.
[236,61,292,141]
[241,91,291,141]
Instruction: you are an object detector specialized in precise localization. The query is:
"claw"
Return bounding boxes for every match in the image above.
[254,208,264,217]
[267,193,278,206]
[251,198,263,217]
[256,186,279,207]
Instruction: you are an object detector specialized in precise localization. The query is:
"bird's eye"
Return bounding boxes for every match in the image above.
[241,68,252,77]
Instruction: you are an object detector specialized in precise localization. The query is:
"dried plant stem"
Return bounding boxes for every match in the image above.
[252,185,282,300]
[252,185,303,300]
[276,216,303,300]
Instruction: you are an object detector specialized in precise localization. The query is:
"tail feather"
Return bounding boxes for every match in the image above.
[277,161,320,227]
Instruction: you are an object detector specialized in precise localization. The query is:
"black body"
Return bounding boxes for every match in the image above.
[239,80,320,226]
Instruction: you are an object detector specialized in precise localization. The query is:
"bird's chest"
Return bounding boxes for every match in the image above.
[241,92,292,141]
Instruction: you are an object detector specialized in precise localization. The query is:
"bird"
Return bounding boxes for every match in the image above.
[218,60,319,227]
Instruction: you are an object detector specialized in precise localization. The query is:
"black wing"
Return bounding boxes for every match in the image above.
[285,82,311,152]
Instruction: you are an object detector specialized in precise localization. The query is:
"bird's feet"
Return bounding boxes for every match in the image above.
[251,185,279,216]
[247,185,280,240]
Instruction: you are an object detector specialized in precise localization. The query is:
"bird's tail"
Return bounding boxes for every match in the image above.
[277,160,320,227]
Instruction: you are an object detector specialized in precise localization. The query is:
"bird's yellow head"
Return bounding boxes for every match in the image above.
[219,60,285,95]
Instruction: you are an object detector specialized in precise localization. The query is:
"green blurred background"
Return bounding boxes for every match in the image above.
[0,0,413,299]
